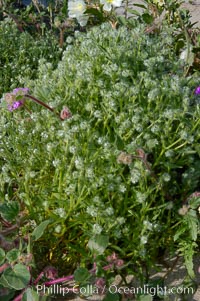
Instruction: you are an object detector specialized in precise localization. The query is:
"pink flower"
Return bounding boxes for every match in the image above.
[60,106,72,120]
[115,259,124,267]
[95,278,106,294]
[106,252,124,268]
[43,266,58,280]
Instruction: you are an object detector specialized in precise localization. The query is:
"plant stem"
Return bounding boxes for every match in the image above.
[44,263,114,286]
[25,94,61,120]
[45,275,74,286]
[25,94,55,112]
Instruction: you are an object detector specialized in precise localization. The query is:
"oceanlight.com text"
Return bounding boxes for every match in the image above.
[36,284,195,297]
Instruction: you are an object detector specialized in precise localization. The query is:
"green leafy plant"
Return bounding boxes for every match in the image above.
[0,13,200,301]
[118,0,200,75]
[0,17,62,96]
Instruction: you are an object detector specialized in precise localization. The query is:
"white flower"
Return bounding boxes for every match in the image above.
[140,236,148,244]
[130,169,141,184]
[105,207,114,216]
[136,191,147,203]
[93,224,103,235]
[143,220,153,231]
[68,0,89,26]
[86,205,98,217]
[75,158,83,170]
[54,225,62,234]
[162,173,171,182]
[54,208,66,218]
[77,14,89,27]
[100,0,122,12]
[68,0,86,18]
[116,217,126,225]
[119,184,126,193]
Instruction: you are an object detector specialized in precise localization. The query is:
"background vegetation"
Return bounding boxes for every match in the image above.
[0,1,200,301]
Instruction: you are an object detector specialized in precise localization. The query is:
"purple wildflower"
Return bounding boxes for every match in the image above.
[194,86,200,95]
[12,87,29,95]
[8,101,24,111]
[3,87,59,119]
[4,87,29,111]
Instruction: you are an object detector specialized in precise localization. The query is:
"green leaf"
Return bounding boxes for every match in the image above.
[0,273,11,288]
[184,245,195,279]
[117,16,129,26]
[142,13,154,24]
[103,291,120,301]
[174,226,187,241]
[0,202,19,222]
[22,288,40,301]
[0,248,6,265]
[126,8,141,17]
[0,286,15,301]
[85,8,104,21]
[2,264,31,290]
[180,45,194,67]
[34,87,51,103]
[185,211,198,241]
[6,249,20,263]
[179,242,196,279]
[189,197,200,209]
[16,95,24,101]
[74,267,90,283]
[132,3,147,9]
[31,220,50,241]
[88,235,109,255]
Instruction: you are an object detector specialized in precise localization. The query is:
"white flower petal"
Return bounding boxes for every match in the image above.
[77,15,89,26]
[113,0,122,7]
[68,0,86,18]
[103,3,112,11]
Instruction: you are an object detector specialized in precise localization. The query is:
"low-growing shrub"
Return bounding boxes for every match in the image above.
[0,21,200,300]
[0,18,62,96]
